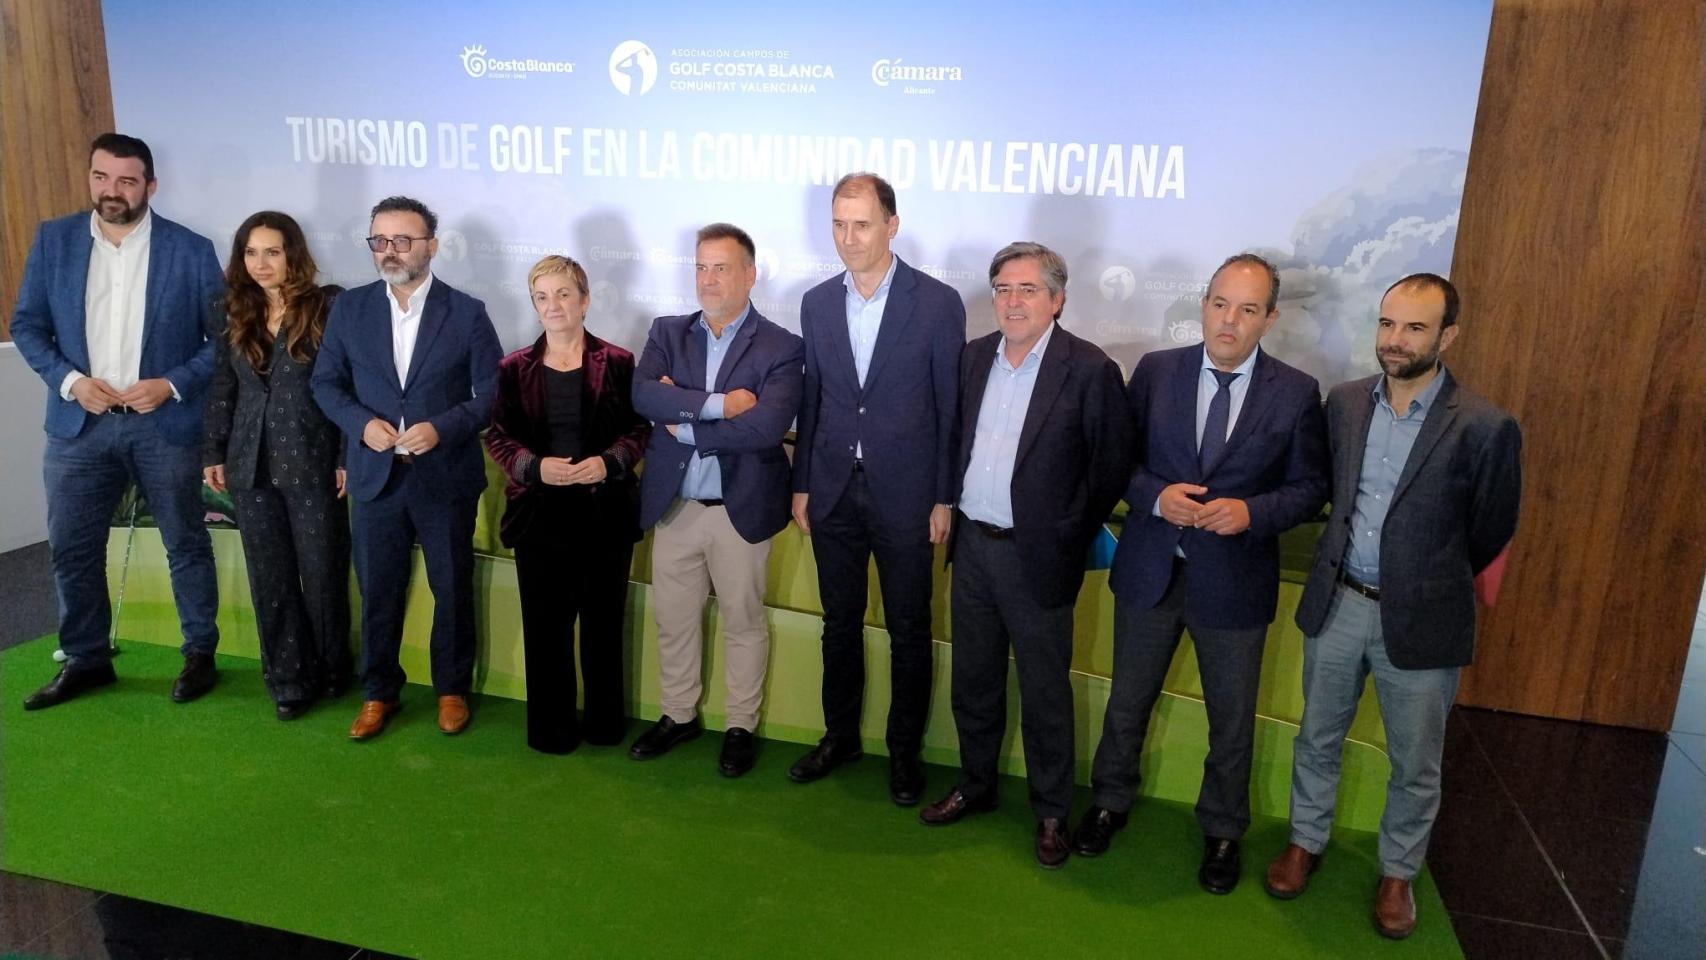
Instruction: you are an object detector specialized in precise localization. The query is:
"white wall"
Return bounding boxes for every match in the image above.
[0,343,48,551]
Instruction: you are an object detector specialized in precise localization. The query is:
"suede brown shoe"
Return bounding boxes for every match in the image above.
[1373,876,1417,939]
[349,700,401,740]
[1264,843,1321,900]
[437,695,470,735]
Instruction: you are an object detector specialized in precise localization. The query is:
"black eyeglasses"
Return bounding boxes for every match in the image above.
[366,235,431,252]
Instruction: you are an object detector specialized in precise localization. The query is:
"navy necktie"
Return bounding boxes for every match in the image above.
[1199,369,1239,472]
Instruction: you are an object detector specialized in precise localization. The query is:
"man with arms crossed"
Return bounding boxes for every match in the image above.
[1080,253,1328,894]
[787,173,964,805]
[629,223,804,779]
[1265,273,1521,940]
[13,133,223,709]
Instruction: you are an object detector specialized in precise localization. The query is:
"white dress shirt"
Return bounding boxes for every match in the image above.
[388,271,433,443]
[63,210,154,400]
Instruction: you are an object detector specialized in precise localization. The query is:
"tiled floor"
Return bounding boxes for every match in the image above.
[3,545,1704,959]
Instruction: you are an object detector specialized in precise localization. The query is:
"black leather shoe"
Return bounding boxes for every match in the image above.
[1199,837,1242,895]
[1036,818,1071,869]
[170,652,217,703]
[22,663,117,711]
[919,788,998,826]
[719,727,757,778]
[628,715,702,760]
[787,736,863,783]
[276,700,312,721]
[1072,806,1129,857]
[889,753,925,807]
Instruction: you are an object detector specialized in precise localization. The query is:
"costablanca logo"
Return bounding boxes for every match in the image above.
[460,44,575,79]
[870,57,963,87]
[609,40,658,95]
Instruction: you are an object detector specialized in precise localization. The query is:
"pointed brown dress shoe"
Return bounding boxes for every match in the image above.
[1264,843,1321,900]
[1373,876,1417,939]
[918,788,998,826]
[437,695,470,735]
[349,700,401,740]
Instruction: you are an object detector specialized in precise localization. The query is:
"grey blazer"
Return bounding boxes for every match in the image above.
[1294,368,1522,669]
[202,287,344,492]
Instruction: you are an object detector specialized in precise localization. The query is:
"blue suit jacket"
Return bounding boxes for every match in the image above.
[10,210,222,446]
[1109,344,1329,629]
[309,278,502,503]
[632,306,804,544]
[792,257,965,528]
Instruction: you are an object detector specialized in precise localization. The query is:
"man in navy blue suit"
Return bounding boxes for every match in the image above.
[1077,254,1328,894]
[310,196,501,741]
[629,223,804,779]
[12,133,224,710]
[785,173,964,805]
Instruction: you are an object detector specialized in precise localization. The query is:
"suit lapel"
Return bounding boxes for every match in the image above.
[140,219,172,356]
[959,335,998,476]
[1014,325,1069,469]
[684,313,709,389]
[860,259,915,394]
[1337,378,1378,499]
[1201,348,1270,478]
[1169,346,1202,478]
[403,281,447,391]
[66,221,94,363]
[1391,372,1460,507]
[712,308,760,391]
[819,281,860,390]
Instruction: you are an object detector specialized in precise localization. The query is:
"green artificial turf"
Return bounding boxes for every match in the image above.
[1,637,1461,959]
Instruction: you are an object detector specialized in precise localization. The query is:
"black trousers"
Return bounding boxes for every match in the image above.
[230,456,351,704]
[1089,560,1268,839]
[812,468,935,754]
[350,462,479,701]
[949,518,1077,821]
[513,496,635,754]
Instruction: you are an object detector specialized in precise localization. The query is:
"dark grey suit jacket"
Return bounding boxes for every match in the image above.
[202,287,344,492]
[1294,368,1522,669]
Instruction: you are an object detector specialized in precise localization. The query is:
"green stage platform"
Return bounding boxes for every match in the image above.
[0,638,1460,959]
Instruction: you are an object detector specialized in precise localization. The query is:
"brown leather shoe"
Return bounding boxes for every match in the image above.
[1036,818,1071,869]
[1264,843,1321,900]
[918,788,998,826]
[1373,876,1417,939]
[349,700,401,740]
[437,695,470,735]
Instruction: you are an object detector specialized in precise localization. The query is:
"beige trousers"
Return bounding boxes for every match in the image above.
[650,500,772,730]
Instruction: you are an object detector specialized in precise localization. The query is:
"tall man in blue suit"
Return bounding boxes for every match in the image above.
[310,196,502,741]
[629,223,804,779]
[786,173,965,805]
[1079,254,1328,894]
[12,134,224,709]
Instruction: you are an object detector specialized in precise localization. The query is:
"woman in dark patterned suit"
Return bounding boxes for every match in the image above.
[486,255,650,754]
[203,211,350,720]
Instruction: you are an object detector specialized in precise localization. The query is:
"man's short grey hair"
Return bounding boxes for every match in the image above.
[988,241,1068,320]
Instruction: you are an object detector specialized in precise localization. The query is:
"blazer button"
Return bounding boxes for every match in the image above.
[858,406,865,414]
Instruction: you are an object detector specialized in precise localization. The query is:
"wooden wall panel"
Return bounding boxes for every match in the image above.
[0,0,115,338]
[1450,0,1706,729]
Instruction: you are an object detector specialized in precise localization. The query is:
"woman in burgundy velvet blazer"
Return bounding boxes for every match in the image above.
[486,255,650,754]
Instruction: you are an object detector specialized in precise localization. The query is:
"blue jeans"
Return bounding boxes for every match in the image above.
[43,413,218,667]
[1287,585,1459,879]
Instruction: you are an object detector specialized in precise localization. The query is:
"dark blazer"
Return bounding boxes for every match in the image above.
[202,286,345,491]
[947,324,1136,609]
[1109,344,1329,629]
[309,278,502,503]
[10,210,222,446]
[792,256,965,525]
[631,306,805,544]
[1295,370,1522,669]
[484,331,652,548]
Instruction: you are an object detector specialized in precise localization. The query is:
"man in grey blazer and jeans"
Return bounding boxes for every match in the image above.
[1264,273,1522,940]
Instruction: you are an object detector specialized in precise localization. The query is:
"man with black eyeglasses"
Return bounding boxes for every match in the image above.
[310,196,502,741]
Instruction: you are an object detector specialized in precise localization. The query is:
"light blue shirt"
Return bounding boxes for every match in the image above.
[674,303,752,501]
[1344,367,1447,588]
[960,323,1055,529]
[843,255,898,459]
